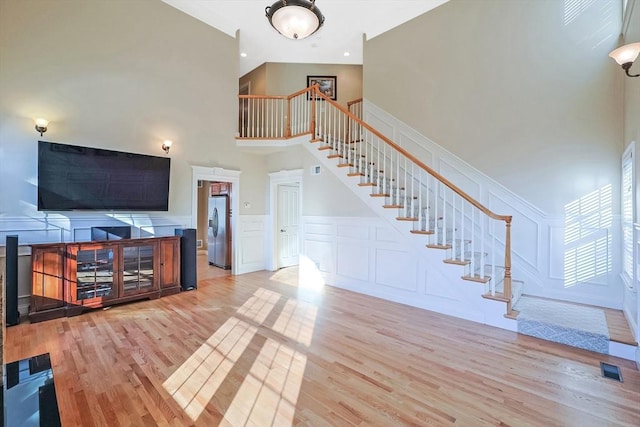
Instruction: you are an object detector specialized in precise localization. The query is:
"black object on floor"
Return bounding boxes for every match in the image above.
[175,228,197,290]
[3,353,61,426]
[5,235,20,326]
[600,362,623,382]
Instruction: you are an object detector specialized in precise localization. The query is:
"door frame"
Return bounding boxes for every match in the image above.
[191,166,241,275]
[269,169,303,271]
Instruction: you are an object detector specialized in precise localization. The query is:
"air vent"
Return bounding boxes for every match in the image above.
[600,362,623,382]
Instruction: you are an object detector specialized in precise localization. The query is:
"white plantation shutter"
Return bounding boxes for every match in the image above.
[621,145,634,288]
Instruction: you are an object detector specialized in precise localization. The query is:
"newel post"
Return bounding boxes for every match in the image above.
[310,88,317,139]
[504,217,513,313]
[286,97,292,138]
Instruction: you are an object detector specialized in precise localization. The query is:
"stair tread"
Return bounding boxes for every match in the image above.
[462,275,490,284]
[427,244,451,249]
[444,259,470,266]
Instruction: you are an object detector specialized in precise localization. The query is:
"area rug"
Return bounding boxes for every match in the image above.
[514,296,609,354]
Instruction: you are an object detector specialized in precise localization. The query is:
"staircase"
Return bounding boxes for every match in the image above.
[238,85,520,319]
[236,86,640,360]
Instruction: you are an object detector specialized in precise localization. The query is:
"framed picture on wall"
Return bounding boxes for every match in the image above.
[307,75,337,100]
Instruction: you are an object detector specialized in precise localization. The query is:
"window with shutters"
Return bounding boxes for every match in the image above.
[621,143,635,289]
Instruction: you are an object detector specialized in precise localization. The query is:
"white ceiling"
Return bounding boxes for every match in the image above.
[161,0,449,76]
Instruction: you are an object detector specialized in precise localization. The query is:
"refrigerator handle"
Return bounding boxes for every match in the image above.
[213,207,219,238]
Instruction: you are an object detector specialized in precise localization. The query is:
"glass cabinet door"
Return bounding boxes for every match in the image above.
[121,244,156,296]
[75,247,115,302]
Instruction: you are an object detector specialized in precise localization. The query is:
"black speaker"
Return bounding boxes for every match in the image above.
[175,228,197,291]
[6,235,20,326]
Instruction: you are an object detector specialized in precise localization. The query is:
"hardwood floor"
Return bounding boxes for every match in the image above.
[5,259,640,426]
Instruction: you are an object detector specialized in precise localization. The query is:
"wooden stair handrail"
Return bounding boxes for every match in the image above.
[238,94,288,100]
[237,86,514,312]
[311,88,511,223]
[347,97,363,108]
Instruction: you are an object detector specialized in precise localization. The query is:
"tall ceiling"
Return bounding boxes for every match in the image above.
[161,0,449,76]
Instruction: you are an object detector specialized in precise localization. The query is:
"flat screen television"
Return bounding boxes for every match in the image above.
[38,141,170,211]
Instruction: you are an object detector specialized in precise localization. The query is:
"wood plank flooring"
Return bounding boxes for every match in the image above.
[5,258,640,426]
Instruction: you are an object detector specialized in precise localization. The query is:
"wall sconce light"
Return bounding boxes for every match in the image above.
[35,118,49,136]
[161,140,173,154]
[609,42,640,77]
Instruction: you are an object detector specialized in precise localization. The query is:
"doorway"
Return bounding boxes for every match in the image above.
[269,169,303,270]
[277,183,300,268]
[191,166,241,276]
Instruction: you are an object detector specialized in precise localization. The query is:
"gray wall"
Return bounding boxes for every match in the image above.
[0,0,255,218]
[266,145,374,217]
[240,62,363,106]
[364,0,624,216]
[624,1,640,224]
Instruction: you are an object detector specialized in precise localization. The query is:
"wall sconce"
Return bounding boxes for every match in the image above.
[609,42,640,77]
[161,140,173,154]
[35,118,49,136]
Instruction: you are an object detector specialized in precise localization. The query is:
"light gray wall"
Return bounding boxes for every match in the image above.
[363,0,623,216]
[266,145,374,217]
[0,0,264,219]
[623,1,640,224]
[240,63,363,105]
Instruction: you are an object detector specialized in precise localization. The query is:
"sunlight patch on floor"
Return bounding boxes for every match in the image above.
[163,288,281,421]
[237,288,283,324]
[222,338,306,427]
[163,285,319,425]
[163,317,258,421]
[272,299,318,347]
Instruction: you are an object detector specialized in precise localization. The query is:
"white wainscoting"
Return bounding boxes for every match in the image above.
[303,216,514,330]
[236,215,267,274]
[364,100,624,309]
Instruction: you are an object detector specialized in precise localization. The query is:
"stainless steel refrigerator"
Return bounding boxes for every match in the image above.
[208,195,231,269]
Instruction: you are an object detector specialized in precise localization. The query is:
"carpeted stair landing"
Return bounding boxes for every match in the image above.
[514,296,610,354]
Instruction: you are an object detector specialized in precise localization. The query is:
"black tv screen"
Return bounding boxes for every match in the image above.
[38,141,170,211]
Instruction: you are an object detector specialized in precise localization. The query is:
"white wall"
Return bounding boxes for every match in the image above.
[365,99,624,308]
[266,145,374,217]
[0,0,247,222]
[619,0,640,361]
[364,0,624,217]
[0,0,262,311]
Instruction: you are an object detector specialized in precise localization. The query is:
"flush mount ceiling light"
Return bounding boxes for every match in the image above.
[265,0,325,40]
[609,42,640,78]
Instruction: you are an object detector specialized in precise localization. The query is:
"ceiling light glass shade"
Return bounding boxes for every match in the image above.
[266,0,325,40]
[608,42,640,65]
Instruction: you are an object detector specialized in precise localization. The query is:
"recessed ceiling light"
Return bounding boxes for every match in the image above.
[240,52,247,57]
[344,52,350,57]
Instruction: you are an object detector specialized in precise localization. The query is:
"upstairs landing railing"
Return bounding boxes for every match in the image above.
[237,87,514,315]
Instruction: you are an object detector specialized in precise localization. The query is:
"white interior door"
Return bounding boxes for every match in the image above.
[277,184,300,268]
